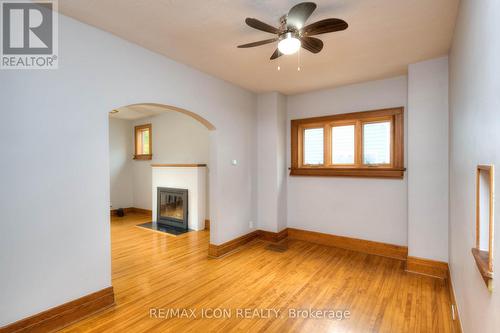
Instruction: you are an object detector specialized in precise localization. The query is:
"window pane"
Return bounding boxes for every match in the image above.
[303,128,324,165]
[479,170,491,251]
[142,130,150,154]
[363,122,391,165]
[331,125,355,164]
[136,131,143,154]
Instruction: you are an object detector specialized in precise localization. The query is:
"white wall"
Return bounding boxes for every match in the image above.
[449,0,500,332]
[256,93,287,232]
[276,93,287,232]
[0,13,256,326]
[109,118,134,209]
[130,111,210,210]
[407,57,449,262]
[287,76,408,246]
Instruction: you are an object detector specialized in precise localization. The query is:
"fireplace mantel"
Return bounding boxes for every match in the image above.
[151,164,207,167]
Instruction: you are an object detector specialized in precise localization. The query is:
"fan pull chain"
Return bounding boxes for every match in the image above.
[297,48,301,71]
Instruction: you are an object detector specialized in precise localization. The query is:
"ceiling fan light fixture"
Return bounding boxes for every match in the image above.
[238,2,348,61]
[278,32,301,55]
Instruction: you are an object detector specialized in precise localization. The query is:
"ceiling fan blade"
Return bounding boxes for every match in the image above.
[287,2,317,29]
[238,38,278,48]
[302,18,348,36]
[270,49,283,60]
[245,18,280,34]
[300,36,323,53]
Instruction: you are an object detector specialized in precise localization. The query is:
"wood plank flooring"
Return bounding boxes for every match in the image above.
[61,213,454,332]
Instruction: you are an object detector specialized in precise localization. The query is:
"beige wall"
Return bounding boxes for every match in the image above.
[449,0,500,331]
[286,76,409,246]
[109,118,134,209]
[0,13,256,326]
[407,57,449,262]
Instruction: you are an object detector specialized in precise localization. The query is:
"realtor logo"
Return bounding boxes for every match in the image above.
[1,0,58,69]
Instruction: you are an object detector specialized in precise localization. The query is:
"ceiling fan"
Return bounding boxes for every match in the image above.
[237,2,348,60]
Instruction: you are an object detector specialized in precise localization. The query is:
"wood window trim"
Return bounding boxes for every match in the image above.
[134,124,152,160]
[472,164,495,291]
[290,107,405,178]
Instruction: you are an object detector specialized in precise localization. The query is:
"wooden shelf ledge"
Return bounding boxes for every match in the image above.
[290,167,405,179]
[471,248,493,290]
[151,164,207,167]
[134,154,152,160]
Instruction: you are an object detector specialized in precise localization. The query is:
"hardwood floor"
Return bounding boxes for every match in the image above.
[61,213,454,332]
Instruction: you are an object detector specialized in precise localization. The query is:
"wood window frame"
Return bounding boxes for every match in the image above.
[134,124,152,160]
[472,164,495,291]
[290,107,405,178]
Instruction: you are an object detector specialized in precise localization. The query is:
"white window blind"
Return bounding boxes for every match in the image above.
[303,128,324,165]
[331,125,355,164]
[363,122,391,165]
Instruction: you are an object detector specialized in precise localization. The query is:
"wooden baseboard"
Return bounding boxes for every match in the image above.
[205,219,210,230]
[447,269,463,333]
[259,229,288,243]
[208,231,260,258]
[210,227,406,260]
[287,228,408,260]
[0,287,114,333]
[111,207,152,216]
[405,256,449,279]
[111,207,133,216]
[131,207,152,215]
[209,228,289,258]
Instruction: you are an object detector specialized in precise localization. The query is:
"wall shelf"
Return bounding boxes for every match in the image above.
[151,164,207,167]
[471,248,493,290]
[473,164,495,291]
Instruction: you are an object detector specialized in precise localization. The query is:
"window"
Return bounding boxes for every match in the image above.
[290,108,405,178]
[331,124,355,164]
[134,124,152,160]
[472,165,495,291]
[363,121,391,165]
[303,128,324,165]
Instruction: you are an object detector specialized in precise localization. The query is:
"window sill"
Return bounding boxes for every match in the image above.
[471,248,493,291]
[133,154,152,160]
[289,167,406,179]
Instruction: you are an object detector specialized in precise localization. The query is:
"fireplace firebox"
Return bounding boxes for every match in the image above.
[157,187,188,230]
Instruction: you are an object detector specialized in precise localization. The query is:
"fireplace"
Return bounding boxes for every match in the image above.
[157,187,188,230]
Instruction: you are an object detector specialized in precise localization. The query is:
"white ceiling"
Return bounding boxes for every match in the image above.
[60,0,458,94]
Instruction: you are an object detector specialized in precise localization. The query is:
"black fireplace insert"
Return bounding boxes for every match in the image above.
[156,187,188,230]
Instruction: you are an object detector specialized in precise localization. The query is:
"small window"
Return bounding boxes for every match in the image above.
[290,108,405,178]
[363,121,391,165]
[331,124,355,165]
[134,124,152,160]
[472,164,495,291]
[303,127,324,165]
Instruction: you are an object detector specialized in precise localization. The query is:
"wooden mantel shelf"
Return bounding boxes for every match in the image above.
[151,164,207,167]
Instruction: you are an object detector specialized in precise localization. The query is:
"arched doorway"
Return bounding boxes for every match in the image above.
[108,102,215,234]
[121,103,216,130]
